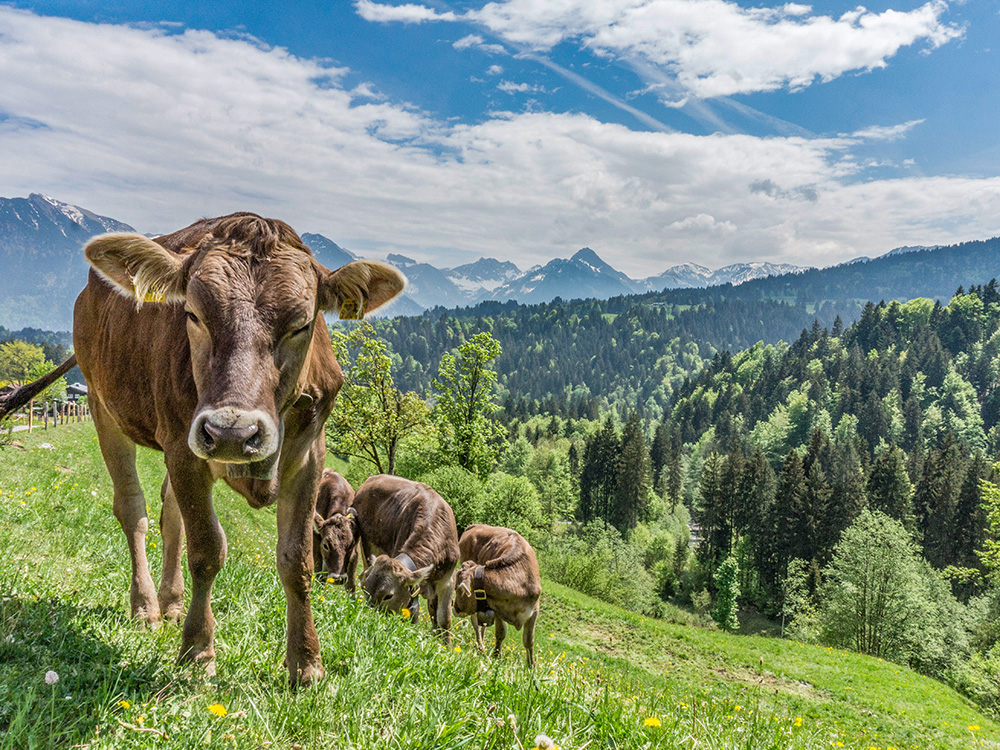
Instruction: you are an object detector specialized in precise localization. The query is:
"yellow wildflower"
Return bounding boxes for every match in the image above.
[118,700,130,709]
[208,703,227,717]
[969,726,980,732]
[734,705,742,712]
[794,717,802,727]
[644,717,662,728]
[454,645,462,653]
[401,607,411,618]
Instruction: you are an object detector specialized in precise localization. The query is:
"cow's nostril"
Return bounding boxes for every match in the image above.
[200,421,216,450]
[244,431,262,453]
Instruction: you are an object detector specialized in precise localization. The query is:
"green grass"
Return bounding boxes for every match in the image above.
[1,423,998,749]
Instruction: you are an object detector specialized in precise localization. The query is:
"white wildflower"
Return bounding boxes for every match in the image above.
[44,670,59,685]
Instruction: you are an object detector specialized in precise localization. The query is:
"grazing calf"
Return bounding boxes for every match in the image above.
[453,524,541,668]
[312,469,359,589]
[354,474,459,642]
[2,213,405,686]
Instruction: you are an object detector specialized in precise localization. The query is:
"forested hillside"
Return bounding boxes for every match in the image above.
[374,298,822,418]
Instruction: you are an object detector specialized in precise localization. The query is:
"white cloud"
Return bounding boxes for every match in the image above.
[359,0,963,98]
[0,8,997,277]
[850,119,926,141]
[351,81,387,100]
[497,80,546,94]
[453,33,506,54]
[354,0,456,23]
[486,64,504,75]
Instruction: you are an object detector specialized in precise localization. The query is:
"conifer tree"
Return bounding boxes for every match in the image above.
[866,445,916,531]
[610,411,652,533]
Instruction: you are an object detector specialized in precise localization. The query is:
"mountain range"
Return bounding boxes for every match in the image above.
[0,192,967,330]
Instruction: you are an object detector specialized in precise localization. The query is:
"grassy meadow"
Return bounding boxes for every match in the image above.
[0,421,997,749]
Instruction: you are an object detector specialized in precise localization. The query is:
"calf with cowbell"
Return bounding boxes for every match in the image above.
[354,475,459,642]
[453,524,541,668]
[313,469,360,589]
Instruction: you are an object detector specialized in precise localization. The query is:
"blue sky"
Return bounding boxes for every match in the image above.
[1,0,998,275]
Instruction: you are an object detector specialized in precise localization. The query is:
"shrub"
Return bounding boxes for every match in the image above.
[482,472,547,541]
[417,465,485,530]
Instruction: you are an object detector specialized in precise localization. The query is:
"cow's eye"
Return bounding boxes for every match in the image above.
[186,310,200,325]
[322,542,330,552]
[382,593,392,602]
[289,324,311,338]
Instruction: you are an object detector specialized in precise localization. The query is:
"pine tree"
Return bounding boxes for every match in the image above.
[579,416,619,525]
[712,554,741,632]
[610,412,652,533]
[866,446,915,531]
[915,434,965,567]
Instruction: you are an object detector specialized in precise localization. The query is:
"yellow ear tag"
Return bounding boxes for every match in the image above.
[142,290,166,303]
[339,298,362,320]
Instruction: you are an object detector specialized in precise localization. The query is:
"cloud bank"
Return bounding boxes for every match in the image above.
[0,8,997,276]
[358,0,963,98]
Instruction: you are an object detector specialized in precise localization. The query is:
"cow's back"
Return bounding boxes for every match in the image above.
[354,474,459,571]
[315,469,354,518]
[460,524,541,600]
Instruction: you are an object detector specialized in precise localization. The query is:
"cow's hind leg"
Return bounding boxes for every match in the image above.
[522,607,538,669]
[158,476,185,623]
[166,450,222,675]
[433,575,454,645]
[91,397,160,625]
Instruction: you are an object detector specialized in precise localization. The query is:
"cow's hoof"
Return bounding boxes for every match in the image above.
[290,662,325,688]
[132,605,162,629]
[160,604,185,624]
[177,646,216,677]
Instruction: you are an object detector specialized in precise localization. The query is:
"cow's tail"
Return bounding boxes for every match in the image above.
[0,354,78,421]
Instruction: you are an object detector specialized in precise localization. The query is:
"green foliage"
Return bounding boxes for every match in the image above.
[432,331,506,477]
[711,554,740,632]
[326,322,432,475]
[977,466,1000,585]
[819,510,926,661]
[0,340,46,385]
[781,558,819,643]
[482,472,547,542]
[417,465,485,530]
[540,522,663,617]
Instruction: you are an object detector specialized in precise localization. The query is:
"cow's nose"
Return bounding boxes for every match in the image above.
[192,412,264,460]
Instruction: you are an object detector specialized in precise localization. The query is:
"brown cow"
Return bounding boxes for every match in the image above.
[354,474,459,643]
[453,524,541,668]
[5,213,404,686]
[312,469,360,589]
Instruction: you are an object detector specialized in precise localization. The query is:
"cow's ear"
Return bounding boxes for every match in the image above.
[85,233,187,306]
[410,564,434,586]
[313,513,325,534]
[368,554,377,568]
[316,261,405,319]
[458,580,472,596]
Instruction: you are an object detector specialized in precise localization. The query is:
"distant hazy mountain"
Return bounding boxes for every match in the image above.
[642,262,712,291]
[488,248,642,304]
[882,245,942,258]
[300,232,356,269]
[383,254,471,310]
[445,257,521,294]
[0,193,135,329]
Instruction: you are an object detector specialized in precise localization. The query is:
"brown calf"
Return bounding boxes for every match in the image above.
[312,469,360,589]
[453,524,541,667]
[354,474,459,642]
[8,214,404,686]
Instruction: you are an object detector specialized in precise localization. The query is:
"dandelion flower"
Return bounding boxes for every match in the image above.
[453,645,462,653]
[793,717,802,727]
[533,733,558,749]
[208,703,227,717]
[44,670,59,685]
[644,717,662,728]
[969,725,980,732]
[119,700,131,709]
[401,607,411,619]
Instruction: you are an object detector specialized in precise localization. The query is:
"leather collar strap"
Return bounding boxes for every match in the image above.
[395,552,416,572]
[473,565,490,613]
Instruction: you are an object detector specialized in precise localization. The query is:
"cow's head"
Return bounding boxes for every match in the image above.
[313,510,360,582]
[84,215,404,477]
[360,554,433,613]
[452,560,479,618]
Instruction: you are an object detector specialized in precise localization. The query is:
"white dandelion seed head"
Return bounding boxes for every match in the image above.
[44,670,59,685]
[534,734,557,749]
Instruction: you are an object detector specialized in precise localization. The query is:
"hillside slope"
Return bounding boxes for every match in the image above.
[0,423,996,749]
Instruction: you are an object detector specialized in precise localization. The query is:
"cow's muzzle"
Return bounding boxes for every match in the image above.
[316,572,347,585]
[188,407,279,463]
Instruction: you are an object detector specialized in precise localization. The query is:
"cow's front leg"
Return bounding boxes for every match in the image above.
[166,451,222,674]
[471,614,486,653]
[493,618,507,659]
[275,444,324,687]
